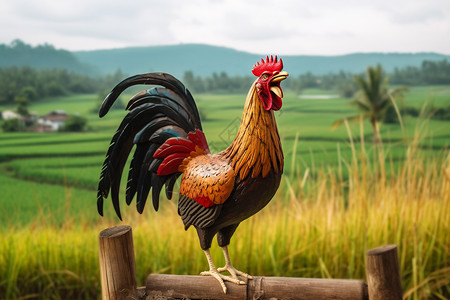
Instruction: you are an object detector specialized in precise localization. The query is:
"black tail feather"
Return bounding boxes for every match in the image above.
[165,174,180,200]
[111,178,122,220]
[126,142,150,205]
[151,173,164,211]
[97,72,203,220]
[97,191,104,216]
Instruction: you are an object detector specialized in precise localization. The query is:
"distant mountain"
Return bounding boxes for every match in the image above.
[284,52,450,76]
[0,39,97,75]
[74,44,257,77]
[74,44,450,77]
[2,40,449,77]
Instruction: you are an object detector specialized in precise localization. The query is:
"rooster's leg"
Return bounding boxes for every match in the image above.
[200,249,245,293]
[217,246,253,280]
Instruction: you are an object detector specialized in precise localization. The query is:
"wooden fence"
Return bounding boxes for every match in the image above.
[99,225,403,300]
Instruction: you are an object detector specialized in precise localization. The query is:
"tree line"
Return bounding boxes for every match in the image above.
[0,59,449,106]
[0,67,125,105]
[390,60,450,85]
[181,59,450,96]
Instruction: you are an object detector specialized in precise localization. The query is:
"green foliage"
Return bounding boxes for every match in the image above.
[384,105,450,124]
[391,59,450,85]
[183,70,253,94]
[43,80,67,97]
[0,67,96,104]
[433,106,450,120]
[183,70,206,93]
[384,105,400,124]
[0,66,131,106]
[385,105,421,124]
[182,70,360,96]
[337,81,358,98]
[20,86,38,102]
[424,104,450,121]
[1,118,24,132]
[61,114,88,132]
[14,95,29,116]
[333,65,408,142]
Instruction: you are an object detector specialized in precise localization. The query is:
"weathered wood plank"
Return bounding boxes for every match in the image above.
[146,274,368,300]
[250,276,368,300]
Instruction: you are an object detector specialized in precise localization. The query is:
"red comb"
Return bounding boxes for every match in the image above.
[252,56,283,77]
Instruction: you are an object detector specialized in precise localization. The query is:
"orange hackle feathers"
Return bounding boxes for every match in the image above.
[225,82,284,179]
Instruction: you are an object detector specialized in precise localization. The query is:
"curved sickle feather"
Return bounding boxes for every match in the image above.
[99,73,197,120]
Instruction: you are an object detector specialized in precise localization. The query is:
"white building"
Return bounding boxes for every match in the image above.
[1,110,20,120]
[36,110,69,132]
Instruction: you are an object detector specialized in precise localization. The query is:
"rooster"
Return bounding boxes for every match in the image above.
[97,56,288,293]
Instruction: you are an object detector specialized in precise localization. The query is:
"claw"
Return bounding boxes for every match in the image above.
[217,264,253,280]
[200,269,246,293]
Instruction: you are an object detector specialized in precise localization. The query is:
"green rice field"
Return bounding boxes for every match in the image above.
[0,86,449,299]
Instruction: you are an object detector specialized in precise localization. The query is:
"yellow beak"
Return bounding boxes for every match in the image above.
[271,71,289,83]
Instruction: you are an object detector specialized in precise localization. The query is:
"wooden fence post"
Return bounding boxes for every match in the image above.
[99,225,138,300]
[366,244,402,300]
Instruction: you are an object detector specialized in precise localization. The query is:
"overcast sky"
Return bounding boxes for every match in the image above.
[1,0,449,55]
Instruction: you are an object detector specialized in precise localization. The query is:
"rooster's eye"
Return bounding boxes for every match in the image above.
[261,74,269,80]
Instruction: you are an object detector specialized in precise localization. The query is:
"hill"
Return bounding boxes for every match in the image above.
[74,44,450,77]
[0,40,97,75]
[1,40,449,77]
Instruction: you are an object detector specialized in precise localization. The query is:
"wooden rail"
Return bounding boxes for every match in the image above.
[99,225,402,300]
[146,274,368,300]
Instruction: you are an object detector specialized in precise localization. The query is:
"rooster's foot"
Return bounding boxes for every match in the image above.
[217,264,253,280]
[218,246,253,280]
[200,269,246,293]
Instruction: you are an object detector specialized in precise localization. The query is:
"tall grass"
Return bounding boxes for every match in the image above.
[0,130,449,299]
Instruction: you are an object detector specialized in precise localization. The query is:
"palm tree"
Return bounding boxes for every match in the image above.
[333,65,408,143]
